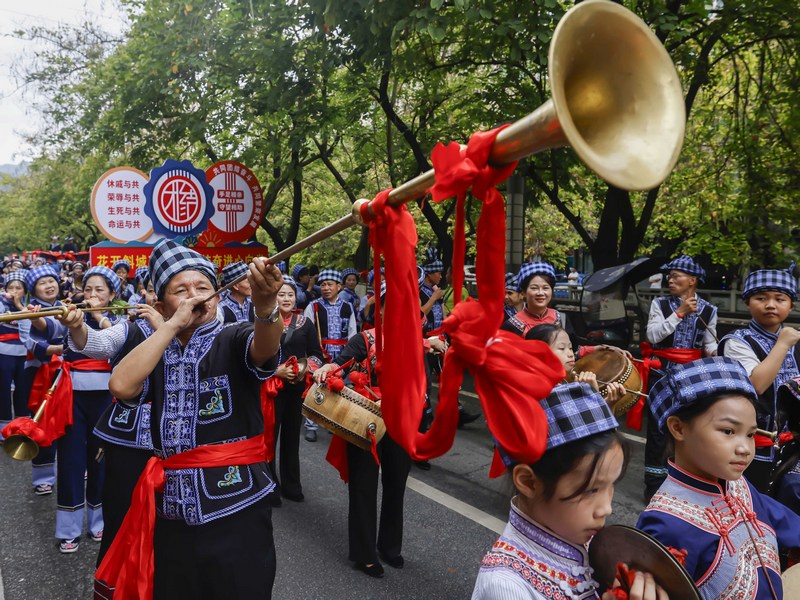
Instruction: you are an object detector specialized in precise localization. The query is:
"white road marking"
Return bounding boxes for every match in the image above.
[407,476,505,535]
[620,431,645,445]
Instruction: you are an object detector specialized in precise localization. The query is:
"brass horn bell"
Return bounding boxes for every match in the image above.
[490,0,686,191]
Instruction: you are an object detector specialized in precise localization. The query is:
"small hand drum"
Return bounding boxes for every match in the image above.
[589,525,699,599]
[570,348,643,416]
[302,382,385,451]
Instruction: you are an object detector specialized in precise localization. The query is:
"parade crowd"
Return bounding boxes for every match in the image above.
[1,245,800,599]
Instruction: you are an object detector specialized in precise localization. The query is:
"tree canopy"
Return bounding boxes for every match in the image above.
[1,0,797,275]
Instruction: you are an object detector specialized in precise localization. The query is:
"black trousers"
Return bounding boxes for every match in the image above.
[96,443,153,565]
[346,434,411,564]
[271,386,303,497]
[153,498,275,600]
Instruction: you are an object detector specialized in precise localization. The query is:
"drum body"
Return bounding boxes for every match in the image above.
[302,382,386,451]
[570,348,642,416]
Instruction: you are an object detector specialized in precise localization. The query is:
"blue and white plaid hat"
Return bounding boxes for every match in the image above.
[742,262,797,301]
[148,239,218,299]
[505,272,518,292]
[661,255,706,283]
[517,262,557,291]
[292,264,308,279]
[111,259,132,273]
[134,266,149,286]
[341,267,359,283]
[282,275,297,290]
[25,265,59,293]
[424,247,444,274]
[317,269,342,284]
[275,260,287,274]
[541,382,619,450]
[220,261,249,287]
[84,266,122,296]
[649,357,758,433]
[5,269,28,289]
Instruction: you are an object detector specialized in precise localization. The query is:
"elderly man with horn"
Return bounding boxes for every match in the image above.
[641,255,718,501]
[95,239,284,600]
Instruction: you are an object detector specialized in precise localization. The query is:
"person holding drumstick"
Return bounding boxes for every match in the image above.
[313,282,447,579]
[643,255,717,501]
[718,264,800,493]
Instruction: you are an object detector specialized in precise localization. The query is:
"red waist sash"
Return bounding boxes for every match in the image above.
[320,338,348,346]
[626,343,703,430]
[0,332,20,342]
[95,436,268,600]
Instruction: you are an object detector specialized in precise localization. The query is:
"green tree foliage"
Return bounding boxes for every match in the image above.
[1,0,798,275]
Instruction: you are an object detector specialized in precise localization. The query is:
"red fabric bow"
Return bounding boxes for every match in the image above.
[358,126,564,469]
[95,436,267,600]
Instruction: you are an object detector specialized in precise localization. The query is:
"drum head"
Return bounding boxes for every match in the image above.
[588,525,699,599]
[783,562,800,596]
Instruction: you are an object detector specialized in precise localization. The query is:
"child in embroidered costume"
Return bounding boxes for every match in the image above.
[719,264,800,492]
[473,382,666,600]
[637,356,800,599]
[97,239,284,600]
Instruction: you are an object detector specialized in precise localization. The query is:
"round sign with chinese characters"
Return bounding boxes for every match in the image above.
[90,167,154,243]
[204,161,265,245]
[143,159,215,238]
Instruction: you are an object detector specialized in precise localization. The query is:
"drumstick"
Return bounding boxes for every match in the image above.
[594,379,647,398]
[755,428,777,441]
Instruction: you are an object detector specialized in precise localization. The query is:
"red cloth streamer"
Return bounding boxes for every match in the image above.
[1,416,48,445]
[259,356,303,463]
[95,436,267,600]
[359,127,565,468]
[626,344,701,430]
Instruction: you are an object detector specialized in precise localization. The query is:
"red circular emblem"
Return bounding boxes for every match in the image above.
[156,174,203,229]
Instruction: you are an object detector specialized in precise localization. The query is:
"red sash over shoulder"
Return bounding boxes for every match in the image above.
[95,436,267,600]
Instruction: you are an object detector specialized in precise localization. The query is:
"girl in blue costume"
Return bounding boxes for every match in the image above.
[0,270,29,438]
[473,382,666,600]
[637,356,800,599]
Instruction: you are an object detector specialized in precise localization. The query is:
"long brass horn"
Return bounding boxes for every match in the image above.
[3,370,63,461]
[203,0,685,301]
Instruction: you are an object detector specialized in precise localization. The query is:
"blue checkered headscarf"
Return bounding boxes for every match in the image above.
[517,262,557,292]
[148,239,218,299]
[505,272,518,292]
[367,268,384,286]
[742,262,797,301]
[26,265,59,294]
[84,266,122,296]
[112,259,132,274]
[341,267,359,283]
[221,261,249,287]
[5,269,28,289]
[649,357,757,433]
[292,264,308,279]
[134,266,149,286]
[275,260,287,274]
[281,275,297,290]
[540,382,618,450]
[317,269,341,284]
[661,255,706,283]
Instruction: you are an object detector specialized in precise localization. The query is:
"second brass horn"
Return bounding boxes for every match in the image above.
[202,0,686,300]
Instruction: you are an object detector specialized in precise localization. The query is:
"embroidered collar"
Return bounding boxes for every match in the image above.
[749,319,780,340]
[667,460,727,496]
[508,498,589,564]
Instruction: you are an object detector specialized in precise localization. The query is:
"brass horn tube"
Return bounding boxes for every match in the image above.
[0,305,132,323]
[200,0,684,302]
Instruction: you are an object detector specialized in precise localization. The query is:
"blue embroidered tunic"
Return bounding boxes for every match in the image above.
[0,297,27,358]
[17,298,67,369]
[472,498,600,600]
[637,461,800,599]
[219,290,254,323]
[123,319,280,525]
[419,282,444,334]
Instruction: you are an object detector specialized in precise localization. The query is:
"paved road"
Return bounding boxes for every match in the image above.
[0,390,648,600]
